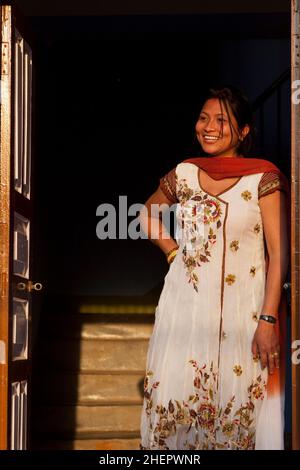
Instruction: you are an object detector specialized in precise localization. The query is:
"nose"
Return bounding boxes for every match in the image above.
[204,120,215,132]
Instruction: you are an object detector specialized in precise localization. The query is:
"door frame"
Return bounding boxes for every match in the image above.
[291,0,300,451]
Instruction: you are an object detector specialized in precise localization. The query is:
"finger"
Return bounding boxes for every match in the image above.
[268,353,275,375]
[260,352,268,370]
[252,342,260,362]
[274,351,280,369]
[252,341,258,357]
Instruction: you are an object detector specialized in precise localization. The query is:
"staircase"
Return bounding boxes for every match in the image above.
[31,294,156,450]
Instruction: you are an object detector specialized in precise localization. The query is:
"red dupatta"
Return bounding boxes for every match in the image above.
[184,155,291,396]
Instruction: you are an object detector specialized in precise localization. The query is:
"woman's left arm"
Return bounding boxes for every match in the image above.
[259,189,290,315]
[252,189,290,374]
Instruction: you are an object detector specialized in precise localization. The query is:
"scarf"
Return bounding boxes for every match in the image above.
[184,155,290,396]
[183,155,289,185]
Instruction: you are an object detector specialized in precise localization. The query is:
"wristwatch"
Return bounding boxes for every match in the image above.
[259,314,277,324]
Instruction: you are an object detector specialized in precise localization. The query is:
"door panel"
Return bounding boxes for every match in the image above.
[14,28,32,199]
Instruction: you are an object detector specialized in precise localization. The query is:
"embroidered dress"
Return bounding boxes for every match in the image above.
[139,162,285,450]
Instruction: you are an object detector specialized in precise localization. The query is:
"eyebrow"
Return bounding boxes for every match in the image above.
[200,111,227,117]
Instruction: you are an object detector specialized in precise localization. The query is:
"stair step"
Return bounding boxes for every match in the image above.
[36,372,144,405]
[32,438,141,450]
[32,294,159,450]
[40,338,149,372]
[41,313,154,340]
[42,293,161,317]
[33,404,142,436]
[78,304,156,315]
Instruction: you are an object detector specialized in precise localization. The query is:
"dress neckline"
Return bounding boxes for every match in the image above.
[197,167,243,198]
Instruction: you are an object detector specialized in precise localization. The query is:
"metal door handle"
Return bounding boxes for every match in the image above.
[17,281,43,292]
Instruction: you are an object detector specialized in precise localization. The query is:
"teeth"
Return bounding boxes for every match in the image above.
[204,136,219,140]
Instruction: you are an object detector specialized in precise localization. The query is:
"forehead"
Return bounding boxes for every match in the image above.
[201,98,230,116]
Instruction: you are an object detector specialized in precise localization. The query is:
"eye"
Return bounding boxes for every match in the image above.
[199,116,206,121]
[218,118,226,122]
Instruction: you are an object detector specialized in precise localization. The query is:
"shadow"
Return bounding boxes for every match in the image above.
[31,290,160,450]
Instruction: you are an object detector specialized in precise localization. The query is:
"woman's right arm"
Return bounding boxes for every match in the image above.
[138,186,179,257]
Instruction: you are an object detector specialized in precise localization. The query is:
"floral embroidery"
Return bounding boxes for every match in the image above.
[222,422,237,437]
[177,178,194,204]
[249,375,266,400]
[140,359,267,450]
[252,312,259,322]
[181,252,200,291]
[250,266,256,277]
[143,371,160,420]
[197,402,217,429]
[177,179,223,292]
[253,223,261,234]
[225,274,236,285]
[233,365,243,376]
[202,199,222,225]
[241,190,252,201]
[230,240,239,252]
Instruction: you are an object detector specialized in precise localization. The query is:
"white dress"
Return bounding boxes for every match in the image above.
[139,162,284,450]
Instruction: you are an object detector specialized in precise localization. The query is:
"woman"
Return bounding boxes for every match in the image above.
[138,85,290,450]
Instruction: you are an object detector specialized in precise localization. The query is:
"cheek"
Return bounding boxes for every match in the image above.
[195,120,204,132]
[222,125,233,139]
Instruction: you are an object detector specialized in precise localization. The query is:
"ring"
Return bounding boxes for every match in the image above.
[274,352,279,357]
[269,353,275,358]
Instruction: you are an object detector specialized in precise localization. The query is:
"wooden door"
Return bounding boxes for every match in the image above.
[291,0,300,451]
[0,4,39,450]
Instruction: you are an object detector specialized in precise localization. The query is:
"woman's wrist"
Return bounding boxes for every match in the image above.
[166,247,179,264]
[259,314,277,324]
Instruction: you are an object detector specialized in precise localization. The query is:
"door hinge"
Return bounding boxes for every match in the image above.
[292,0,300,69]
[292,34,300,68]
[0,272,7,297]
[1,42,9,75]
[0,341,6,365]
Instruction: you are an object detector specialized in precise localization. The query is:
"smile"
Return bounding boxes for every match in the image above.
[203,135,219,142]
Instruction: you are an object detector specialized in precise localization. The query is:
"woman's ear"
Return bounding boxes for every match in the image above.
[241,124,250,140]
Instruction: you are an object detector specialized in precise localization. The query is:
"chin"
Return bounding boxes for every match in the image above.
[201,146,220,155]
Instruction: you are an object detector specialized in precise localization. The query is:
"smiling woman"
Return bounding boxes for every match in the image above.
[138,84,290,450]
[195,85,256,158]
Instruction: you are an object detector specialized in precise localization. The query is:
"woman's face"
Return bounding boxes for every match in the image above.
[195,98,249,157]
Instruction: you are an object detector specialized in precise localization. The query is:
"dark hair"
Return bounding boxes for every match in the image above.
[200,84,257,156]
